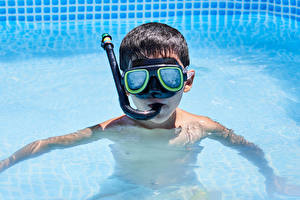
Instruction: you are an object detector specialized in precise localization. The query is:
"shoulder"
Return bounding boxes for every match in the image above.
[176,108,215,124]
[98,115,136,131]
[176,108,228,132]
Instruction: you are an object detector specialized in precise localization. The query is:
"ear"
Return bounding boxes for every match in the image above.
[183,69,195,93]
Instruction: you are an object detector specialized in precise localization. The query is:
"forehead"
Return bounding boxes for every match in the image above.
[130,57,183,69]
[146,54,184,66]
[129,53,184,66]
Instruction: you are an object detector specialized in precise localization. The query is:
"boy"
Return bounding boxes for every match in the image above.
[0,22,298,199]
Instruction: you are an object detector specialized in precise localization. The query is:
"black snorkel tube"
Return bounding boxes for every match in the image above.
[101,33,162,120]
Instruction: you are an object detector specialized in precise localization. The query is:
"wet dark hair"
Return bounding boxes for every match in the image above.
[119,22,189,71]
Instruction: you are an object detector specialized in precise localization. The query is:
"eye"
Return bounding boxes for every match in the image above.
[124,69,149,94]
[159,68,182,89]
[126,70,147,90]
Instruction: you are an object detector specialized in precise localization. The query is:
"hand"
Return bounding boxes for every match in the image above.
[0,158,10,173]
[267,175,300,196]
[0,140,47,174]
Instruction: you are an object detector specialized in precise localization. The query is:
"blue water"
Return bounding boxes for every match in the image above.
[0,14,299,199]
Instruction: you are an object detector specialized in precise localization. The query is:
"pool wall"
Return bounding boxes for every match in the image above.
[0,0,299,22]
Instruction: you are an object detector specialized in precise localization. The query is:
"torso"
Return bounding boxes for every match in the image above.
[96,108,223,188]
[100,127,201,188]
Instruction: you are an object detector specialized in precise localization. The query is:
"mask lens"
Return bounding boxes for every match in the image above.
[158,67,183,91]
[125,69,149,94]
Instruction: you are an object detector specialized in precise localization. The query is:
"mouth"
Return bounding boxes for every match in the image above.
[148,103,164,109]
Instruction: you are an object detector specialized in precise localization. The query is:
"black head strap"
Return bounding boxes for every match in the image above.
[132,58,179,67]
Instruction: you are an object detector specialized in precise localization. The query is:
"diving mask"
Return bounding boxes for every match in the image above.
[122,58,188,99]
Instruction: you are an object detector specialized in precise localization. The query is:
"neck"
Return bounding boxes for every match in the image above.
[133,110,178,129]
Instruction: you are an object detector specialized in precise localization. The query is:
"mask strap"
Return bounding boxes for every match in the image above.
[132,58,179,67]
[187,70,194,80]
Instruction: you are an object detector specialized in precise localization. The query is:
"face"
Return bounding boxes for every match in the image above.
[129,55,195,124]
[131,87,184,124]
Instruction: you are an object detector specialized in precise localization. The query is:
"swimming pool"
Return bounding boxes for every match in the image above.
[0,1,300,200]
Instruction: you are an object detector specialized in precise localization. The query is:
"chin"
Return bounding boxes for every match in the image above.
[131,95,179,124]
[148,116,168,124]
[148,109,173,124]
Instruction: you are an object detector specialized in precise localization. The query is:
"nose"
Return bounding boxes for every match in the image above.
[149,76,160,91]
[148,77,163,98]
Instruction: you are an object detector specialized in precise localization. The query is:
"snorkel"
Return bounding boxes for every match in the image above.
[101,33,162,120]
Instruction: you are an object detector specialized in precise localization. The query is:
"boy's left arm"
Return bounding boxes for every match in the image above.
[206,119,300,196]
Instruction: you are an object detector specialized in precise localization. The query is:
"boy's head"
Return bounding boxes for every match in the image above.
[119,22,195,124]
[119,22,189,71]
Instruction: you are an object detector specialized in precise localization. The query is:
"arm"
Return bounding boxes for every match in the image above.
[207,129,272,178]
[0,124,102,173]
[208,123,300,196]
[170,117,299,196]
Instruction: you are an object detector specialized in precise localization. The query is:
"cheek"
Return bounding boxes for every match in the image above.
[158,92,183,114]
[131,96,148,109]
[169,91,183,107]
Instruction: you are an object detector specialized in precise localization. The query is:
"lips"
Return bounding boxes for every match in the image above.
[149,103,164,109]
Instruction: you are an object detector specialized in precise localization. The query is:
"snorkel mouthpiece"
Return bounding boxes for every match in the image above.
[101,33,162,120]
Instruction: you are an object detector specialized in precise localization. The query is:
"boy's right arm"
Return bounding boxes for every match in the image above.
[0,124,102,173]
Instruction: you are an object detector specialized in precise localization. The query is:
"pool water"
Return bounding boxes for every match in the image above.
[0,14,299,200]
